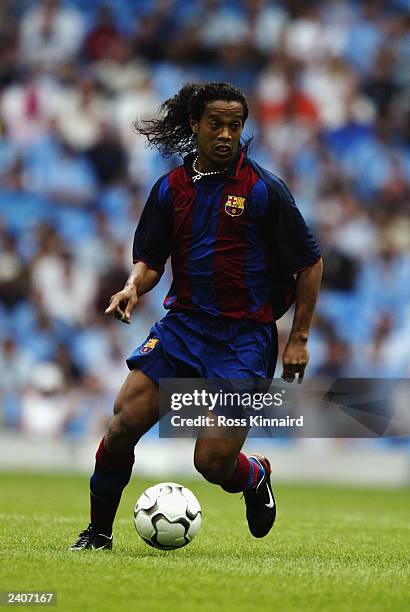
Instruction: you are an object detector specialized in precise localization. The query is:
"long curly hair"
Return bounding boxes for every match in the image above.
[134,82,250,158]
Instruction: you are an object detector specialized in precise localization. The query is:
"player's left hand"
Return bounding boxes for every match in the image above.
[281,338,309,384]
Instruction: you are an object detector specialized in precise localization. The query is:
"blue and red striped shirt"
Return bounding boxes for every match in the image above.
[133,150,320,323]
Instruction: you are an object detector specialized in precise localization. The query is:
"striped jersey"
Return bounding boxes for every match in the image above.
[132,150,320,323]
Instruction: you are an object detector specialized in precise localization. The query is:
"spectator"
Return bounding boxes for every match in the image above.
[132,0,179,62]
[19,0,85,69]
[256,54,319,126]
[53,75,107,152]
[86,123,128,186]
[83,4,121,63]
[21,362,73,437]
[94,37,148,94]
[31,249,98,326]
[1,72,59,145]
[0,229,29,310]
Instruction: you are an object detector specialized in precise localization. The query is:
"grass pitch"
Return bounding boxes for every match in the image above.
[0,472,409,612]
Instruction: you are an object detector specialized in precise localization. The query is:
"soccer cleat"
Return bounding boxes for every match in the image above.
[244,455,276,538]
[69,524,113,551]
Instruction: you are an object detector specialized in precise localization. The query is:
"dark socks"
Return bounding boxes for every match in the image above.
[222,452,265,493]
[89,438,135,536]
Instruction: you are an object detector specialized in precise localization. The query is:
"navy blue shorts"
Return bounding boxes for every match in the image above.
[126,311,278,382]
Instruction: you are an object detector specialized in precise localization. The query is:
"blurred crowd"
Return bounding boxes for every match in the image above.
[0,0,409,438]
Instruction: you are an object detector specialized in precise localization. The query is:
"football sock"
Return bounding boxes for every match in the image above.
[222,453,265,493]
[89,438,135,536]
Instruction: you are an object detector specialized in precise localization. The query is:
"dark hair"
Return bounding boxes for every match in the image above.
[134,82,250,158]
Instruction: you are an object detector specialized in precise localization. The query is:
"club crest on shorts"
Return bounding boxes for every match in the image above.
[225,195,246,217]
[139,338,159,354]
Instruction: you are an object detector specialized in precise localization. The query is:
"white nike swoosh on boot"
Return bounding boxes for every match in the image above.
[252,456,275,509]
[265,486,275,509]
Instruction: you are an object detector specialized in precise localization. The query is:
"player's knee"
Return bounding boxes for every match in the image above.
[105,404,142,452]
[112,388,150,433]
[194,450,234,485]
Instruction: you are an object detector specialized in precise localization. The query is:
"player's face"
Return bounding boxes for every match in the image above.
[191,100,244,170]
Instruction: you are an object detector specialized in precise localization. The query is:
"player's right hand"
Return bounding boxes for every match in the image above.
[104,286,138,324]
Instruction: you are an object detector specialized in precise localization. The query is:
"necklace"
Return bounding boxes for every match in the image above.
[192,156,228,182]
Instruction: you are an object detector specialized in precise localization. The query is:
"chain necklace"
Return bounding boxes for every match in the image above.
[192,156,229,182]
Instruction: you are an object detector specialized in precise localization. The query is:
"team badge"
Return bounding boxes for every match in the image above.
[225,195,246,217]
[139,338,159,354]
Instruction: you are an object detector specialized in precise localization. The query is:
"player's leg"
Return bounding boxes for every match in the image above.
[194,424,276,538]
[70,369,160,550]
[198,319,276,538]
[193,426,249,486]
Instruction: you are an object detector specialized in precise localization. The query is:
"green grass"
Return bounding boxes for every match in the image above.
[0,472,409,612]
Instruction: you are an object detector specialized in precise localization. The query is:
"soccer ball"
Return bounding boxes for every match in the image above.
[134,482,202,550]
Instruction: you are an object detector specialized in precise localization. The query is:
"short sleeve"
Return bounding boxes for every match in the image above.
[132,176,172,275]
[267,178,321,274]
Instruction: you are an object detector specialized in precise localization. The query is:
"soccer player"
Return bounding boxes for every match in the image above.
[70,82,322,550]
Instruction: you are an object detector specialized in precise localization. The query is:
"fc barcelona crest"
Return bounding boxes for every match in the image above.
[225,195,246,217]
[139,337,159,354]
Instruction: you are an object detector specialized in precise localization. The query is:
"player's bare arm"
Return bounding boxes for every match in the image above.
[104,262,161,324]
[282,257,323,383]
